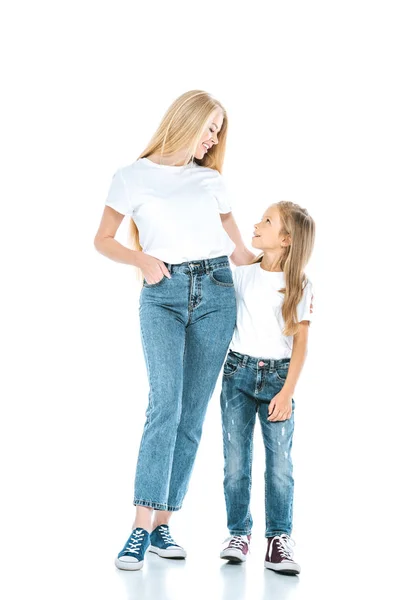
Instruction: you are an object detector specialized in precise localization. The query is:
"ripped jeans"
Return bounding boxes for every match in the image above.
[220,350,295,538]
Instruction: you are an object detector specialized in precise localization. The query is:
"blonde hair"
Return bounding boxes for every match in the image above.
[250,201,315,336]
[129,90,228,264]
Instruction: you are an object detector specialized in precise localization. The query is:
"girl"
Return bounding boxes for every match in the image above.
[219,201,315,575]
[94,90,255,571]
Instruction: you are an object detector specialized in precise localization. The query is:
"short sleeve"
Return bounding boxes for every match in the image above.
[105,169,133,216]
[213,174,232,214]
[297,281,314,323]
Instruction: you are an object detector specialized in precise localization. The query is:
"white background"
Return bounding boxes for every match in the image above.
[1,1,399,598]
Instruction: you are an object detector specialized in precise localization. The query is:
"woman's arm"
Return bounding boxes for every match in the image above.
[94,206,141,265]
[220,212,257,265]
[268,321,310,422]
[94,207,170,282]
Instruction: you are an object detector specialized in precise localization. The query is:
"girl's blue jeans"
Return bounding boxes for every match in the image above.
[220,350,295,537]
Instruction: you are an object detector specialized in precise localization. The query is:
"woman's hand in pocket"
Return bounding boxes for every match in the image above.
[136,253,171,284]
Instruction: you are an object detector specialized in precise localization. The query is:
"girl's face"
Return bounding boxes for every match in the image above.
[252,205,289,250]
[193,108,224,159]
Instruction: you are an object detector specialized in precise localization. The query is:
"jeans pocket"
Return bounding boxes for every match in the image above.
[223,356,240,377]
[275,364,289,382]
[209,266,234,287]
[143,275,166,288]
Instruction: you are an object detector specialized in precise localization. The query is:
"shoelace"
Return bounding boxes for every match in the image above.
[159,525,177,546]
[126,530,145,555]
[274,534,295,560]
[227,535,248,550]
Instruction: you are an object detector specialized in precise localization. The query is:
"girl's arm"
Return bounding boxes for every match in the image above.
[220,212,257,266]
[268,321,310,422]
[282,322,309,396]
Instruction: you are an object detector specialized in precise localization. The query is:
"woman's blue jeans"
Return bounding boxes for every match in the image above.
[220,350,295,537]
[134,256,236,511]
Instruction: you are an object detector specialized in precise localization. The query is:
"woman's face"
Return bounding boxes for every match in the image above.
[193,109,224,160]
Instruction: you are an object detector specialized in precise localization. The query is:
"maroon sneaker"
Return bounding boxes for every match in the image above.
[220,535,251,563]
[264,534,301,575]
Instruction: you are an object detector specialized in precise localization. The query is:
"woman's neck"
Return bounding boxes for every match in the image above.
[147,151,190,166]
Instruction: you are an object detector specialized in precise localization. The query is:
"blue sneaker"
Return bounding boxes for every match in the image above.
[115,527,150,570]
[149,524,187,558]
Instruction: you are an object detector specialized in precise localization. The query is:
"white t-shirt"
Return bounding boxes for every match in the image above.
[105,157,235,264]
[230,263,314,359]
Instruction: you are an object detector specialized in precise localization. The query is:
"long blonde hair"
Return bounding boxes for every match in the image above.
[251,201,315,336]
[129,90,228,258]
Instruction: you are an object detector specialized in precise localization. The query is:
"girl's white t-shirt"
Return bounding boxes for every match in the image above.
[230,263,314,359]
[105,157,235,264]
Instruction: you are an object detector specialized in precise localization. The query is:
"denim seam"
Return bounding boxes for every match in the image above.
[209,270,234,287]
[171,260,229,275]
[143,277,166,288]
[188,272,195,321]
[139,319,153,428]
[133,499,182,511]
[222,365,240,377]
[275,371,289,383]
[208,261,230,270]
[244,421,255,534]
[165,329,188,510]
[229,529,252,536]
[196,271,202,309]
[223,354,242,377]
[265,529,292,538]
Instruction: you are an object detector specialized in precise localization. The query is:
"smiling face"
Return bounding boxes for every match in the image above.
[252,204,291,251]
[193,108,224,160]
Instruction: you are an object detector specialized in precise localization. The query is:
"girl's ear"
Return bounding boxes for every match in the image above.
[281,235,291,248]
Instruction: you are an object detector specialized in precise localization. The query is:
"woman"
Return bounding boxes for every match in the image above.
[94,90,255,570]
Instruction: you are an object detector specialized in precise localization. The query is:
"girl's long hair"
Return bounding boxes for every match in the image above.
[129,90,228,264]
[251,201,315,336]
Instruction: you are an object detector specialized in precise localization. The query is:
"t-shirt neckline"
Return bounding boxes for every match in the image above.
[258,264,284,274]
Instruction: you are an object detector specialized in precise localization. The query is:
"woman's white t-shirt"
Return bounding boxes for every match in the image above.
[105,157,235,264]
[230,263,314,359]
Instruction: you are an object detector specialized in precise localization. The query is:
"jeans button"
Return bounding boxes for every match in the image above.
[258,361,265,367]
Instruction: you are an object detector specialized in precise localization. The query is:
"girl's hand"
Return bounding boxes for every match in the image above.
[136,253,171,284]
[268,389,293,422]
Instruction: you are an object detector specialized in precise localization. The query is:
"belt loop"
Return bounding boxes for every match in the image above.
[205,258,210,275]
[242,354,248,367]
[269,359,275,372]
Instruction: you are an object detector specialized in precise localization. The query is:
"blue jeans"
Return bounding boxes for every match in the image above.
[134,256,237,511]
[220,350,295,537]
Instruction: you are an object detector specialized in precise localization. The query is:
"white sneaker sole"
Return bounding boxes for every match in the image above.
[220,548,247,563]
[264,560,301,575]
[115,557,144,571]
[149,545,187,559]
